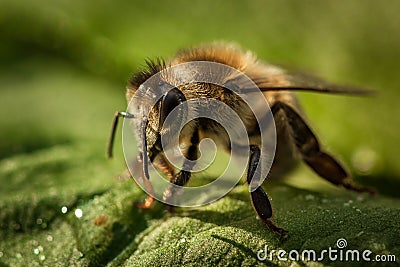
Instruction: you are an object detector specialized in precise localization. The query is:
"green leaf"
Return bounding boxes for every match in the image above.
[0,145,399,266]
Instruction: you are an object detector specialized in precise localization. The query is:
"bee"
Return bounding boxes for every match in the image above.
[108,43,374,236]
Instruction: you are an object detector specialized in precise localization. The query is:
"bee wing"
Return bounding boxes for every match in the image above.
[252,71,375,95]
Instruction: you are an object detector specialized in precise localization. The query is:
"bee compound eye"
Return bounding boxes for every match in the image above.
[159,88,186,127]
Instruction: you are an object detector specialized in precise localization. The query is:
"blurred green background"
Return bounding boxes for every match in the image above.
[0,0,399,266]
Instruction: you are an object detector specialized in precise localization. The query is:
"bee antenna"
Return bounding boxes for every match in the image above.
[107,111,135,158]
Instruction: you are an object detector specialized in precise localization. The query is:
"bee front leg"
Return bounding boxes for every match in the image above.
[135,176,156,209]
[271,101,375,194]
[154,153,175,179]
[163,130,199,210]
[248,145,288,236]
[136,150,176,209]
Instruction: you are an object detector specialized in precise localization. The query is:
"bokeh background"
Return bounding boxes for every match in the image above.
[0,0,399,266]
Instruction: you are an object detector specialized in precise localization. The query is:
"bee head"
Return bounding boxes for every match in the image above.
[145,86,187,160]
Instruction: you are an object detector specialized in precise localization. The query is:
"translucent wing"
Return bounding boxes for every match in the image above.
[251,69,374,95]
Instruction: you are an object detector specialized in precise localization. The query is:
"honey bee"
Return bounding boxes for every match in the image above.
[108,43,374,236]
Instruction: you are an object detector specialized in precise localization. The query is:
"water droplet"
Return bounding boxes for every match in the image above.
[46,235,53,242]
[75,209,83,218]
[61,206,68,214]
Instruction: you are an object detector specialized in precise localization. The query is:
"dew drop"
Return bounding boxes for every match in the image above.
[75,209,83,218]
[61,206,68,214]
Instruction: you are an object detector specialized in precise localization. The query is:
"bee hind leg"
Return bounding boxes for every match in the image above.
[248,145,288,237]
[271,101,375,195]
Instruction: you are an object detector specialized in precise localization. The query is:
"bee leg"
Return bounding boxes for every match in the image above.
[148,153,177,212]
[271,101,375,194]
[117,169,155,208]
[248,145,288,237]
[154,153,175,179]
[163,170,192,213]
[135,174,156,209]
[135,153,176,209]
[163,130,199,208]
